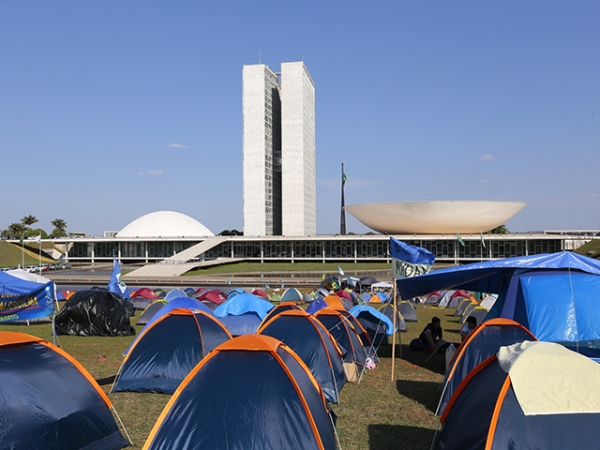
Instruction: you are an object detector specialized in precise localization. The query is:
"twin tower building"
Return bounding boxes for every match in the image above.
[242,62,316,237]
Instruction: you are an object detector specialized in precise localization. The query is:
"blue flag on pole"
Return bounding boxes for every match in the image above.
[108,259,128,298]
[390,237,435,280]
[390,237,435,265]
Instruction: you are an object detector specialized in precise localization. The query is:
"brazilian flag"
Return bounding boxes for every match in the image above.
[456,232,465,247]
[342,169,347,187]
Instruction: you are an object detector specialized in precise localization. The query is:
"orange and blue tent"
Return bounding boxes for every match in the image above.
[261,301,304,324]
[143,335,338,450]
[314,308,369,367]
[258,310,347,403]
[434,341,600,449]
[0,332,128,449]
[437,318,536,416]
[112,308,232,394]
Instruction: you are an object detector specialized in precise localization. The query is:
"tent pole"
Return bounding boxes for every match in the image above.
[112,406,133,446]
[391,278,397,381]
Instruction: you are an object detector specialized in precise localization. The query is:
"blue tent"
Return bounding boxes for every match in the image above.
[349,305,396,349]
[219,314,263,336]
[143,335,338,450]
[258,310,347,403]
[112,309,231,394]
[396,252,600,356]
[164,289,188,302]
[125,297,217,355]
[306,298,328,315]
[0,332,128,449]
[214,293,274,320]
[396,252,600,299]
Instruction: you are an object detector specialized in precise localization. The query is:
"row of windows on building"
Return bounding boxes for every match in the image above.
[68,239,563,261]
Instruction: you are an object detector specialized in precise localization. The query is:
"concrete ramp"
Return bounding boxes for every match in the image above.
[124,236,233,278]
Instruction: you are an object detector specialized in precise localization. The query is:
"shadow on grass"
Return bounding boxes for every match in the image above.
[396,379,440,413]
[444,328,461,336]
[96,375,116,386]
[368,424,436,450]
[399,345,447,375]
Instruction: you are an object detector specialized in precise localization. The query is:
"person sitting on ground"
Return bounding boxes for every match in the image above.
[460,316,478,341]
[419,316,447,352]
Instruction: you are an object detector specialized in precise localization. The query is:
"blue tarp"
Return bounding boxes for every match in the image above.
[214,293,274,320]
[396,252,600,299]
[0,272,56,322]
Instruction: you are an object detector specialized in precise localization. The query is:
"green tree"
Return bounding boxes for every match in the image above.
[50,218,68,237]
[488,224,510,234]
[21,215,38,230]
[7,223,26,239]
[25,228,48,239]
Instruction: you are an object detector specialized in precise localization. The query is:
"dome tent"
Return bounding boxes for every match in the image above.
[258,310,347,403]
[434,341,600,449]
[437,318,536,416]
[143,335,338,450]
[0,332,128,449]
[112,309,231,394]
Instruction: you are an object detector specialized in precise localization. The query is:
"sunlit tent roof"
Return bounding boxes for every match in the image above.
[0,332,128,449]
[437,318,536,416]
[113,309,231,394]
[396,251,600,299]
[435,341,600,449]
[116,210,214,238]
[258,310,346,403]
[143,335,338,450]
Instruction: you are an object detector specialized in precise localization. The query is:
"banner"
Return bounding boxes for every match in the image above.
[0,282,56,322]
[390,237,435,279]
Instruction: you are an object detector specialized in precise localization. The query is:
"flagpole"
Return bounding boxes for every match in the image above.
[38,237,42,276]
[391,277,398,381]
[21,233,24,269]
[340,163,346,235]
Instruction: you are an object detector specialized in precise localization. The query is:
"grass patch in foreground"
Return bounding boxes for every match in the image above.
[184,261,393,276]
[0,305,461,449]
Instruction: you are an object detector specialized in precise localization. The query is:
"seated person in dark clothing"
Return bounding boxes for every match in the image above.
[419,316,448,352]
[460,316,478,341]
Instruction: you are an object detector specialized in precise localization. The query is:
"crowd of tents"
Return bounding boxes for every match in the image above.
[0,271,412,449]
[395,251,600,449]
[4,250,600,448]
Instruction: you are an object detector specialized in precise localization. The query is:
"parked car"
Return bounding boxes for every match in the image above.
[60,263,72,270]
[49,263,61,270]
[24,265,38,273]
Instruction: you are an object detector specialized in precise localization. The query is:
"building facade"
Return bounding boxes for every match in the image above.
[242,61,316,237]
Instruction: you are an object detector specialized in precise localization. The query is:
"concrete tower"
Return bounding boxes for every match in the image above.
[281,61,316,236]
[242,64,282,236]
[242,61,315,236]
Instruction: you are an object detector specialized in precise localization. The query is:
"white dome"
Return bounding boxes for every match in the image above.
[345,201,526,234]
[116,211,214,238]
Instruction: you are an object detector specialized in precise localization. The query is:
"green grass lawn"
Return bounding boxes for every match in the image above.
[184,261,394,275]
[0,305,461,449]
[0,241,54,268]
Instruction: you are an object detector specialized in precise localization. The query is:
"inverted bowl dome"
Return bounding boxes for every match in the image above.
[345,201,526,235]
[117,211,214,238]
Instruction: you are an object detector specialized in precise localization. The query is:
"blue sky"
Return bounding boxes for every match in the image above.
[1,1,599,235]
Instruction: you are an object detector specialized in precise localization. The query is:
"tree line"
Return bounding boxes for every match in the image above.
[1,216,68,239]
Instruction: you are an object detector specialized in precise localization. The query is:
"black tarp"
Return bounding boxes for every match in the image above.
[55,288,136,336]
